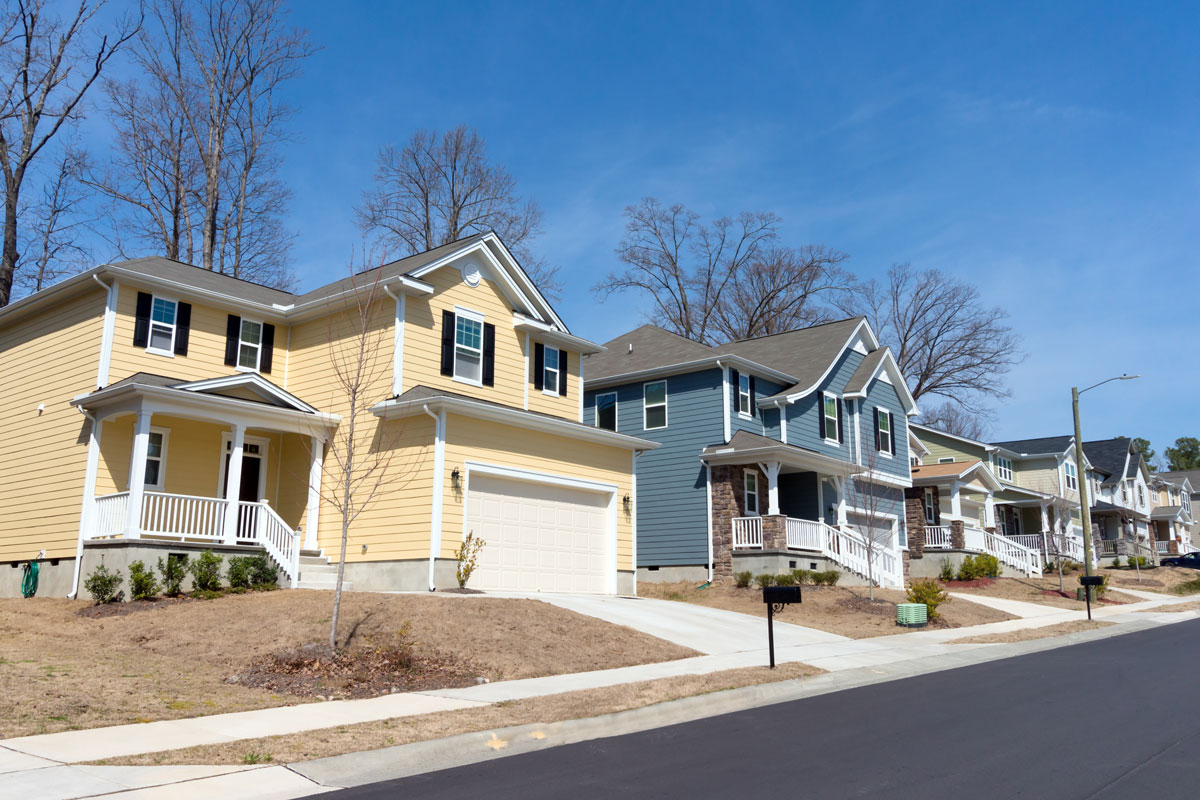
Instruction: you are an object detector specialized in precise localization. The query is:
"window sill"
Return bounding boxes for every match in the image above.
[145,347,175,358]
[452,375,483,389]
[824,439,841,447]
[542,387,562,398]
[235,365,260,374]
[737,411,754,420]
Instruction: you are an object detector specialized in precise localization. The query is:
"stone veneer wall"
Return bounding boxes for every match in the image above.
[711,464,767,580]
[904,485,939,559]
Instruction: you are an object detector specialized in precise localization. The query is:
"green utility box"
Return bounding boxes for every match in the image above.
[897,603,929,628]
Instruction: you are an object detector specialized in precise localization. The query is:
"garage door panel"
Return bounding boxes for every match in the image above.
[466,473,610,594]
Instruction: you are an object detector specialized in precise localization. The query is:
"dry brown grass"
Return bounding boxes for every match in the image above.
[638,581,1014,638]
[1150,600,1200,613]
[946,575,1140,609]
[0,592,695,738]
[1100,565,1200,594]
[95,662,823,766]
[946,620,1115,645]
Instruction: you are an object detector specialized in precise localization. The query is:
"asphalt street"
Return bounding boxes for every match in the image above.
[334,618,1200,799]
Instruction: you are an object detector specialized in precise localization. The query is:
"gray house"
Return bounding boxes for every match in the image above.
[582,317,918,586]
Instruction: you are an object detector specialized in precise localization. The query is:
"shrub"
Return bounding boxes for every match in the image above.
[157,555,185,597]
[754,573,775,589]
[733,571,753,589]
[977,554,1001,578]
[791,569,812,585]
[248,553,278,587]
[187,550,223,592]
[813,569,841,586]
[907,579,950,620]
[226,556,253,590]
[1130,556,1149,568]
[128,560,159,601]
[939,559,955,582]
[1095,574,1110,599]
[956,554,1001,581]
[774,572,796,587]
[454,530,486,589]
[83,558,122,604]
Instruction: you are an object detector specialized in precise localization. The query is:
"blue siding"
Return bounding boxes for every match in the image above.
[860,374,910,480]
[584,368,723,566]
[730,376,787,438]
[785,349,865,461]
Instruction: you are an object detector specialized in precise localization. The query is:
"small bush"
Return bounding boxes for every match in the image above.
[754,573,775,589]
[939,559,955,582]
[791,569,812,585]
[1109,555,1122,568]
[813,569,841,586]
[733,571,753,589]
[1130,556,1148,568]
[454,530,486,589]
[907,579,950,620]
[226,556,253,589]
[774,572,796,587]
[83,558,122,604]
[1095,574,1110,599]
[157,555,186,597]
[956,553,1002,581]
[187,550,223,592]
[128,560,159,601]
[248,553,278,587]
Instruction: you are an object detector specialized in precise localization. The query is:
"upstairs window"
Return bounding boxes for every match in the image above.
[1184,492,1192,515]
[596,392,617,431]
[644,380,667,429]
[237,319,262,370]
[744,470,759,515]
[1121,482,1129,503]
[1064,461,1078,491]
[995,456,1013,482]
[923,487,936,525]
[938,457,955,464]
[454,312,484,384]
[1137,483,1145,507]
[543,346,561,395]
[148,297,177,354]
[738,373,752,415]
[821,393,840,443]
[875,408,893,455]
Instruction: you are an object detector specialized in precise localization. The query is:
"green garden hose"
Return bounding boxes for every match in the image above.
[20,560,38,598]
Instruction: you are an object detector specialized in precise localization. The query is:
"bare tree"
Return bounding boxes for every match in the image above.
[357,126,560,298]
[594,198,780,344]
[15,146,91,294]
[840,263,1024,416]
[845,445,896,602]
[0,0,138,307]
[918,401,990,441]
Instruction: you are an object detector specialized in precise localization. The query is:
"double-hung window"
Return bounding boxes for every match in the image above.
[744,470,759,515]
[823,394,839,443]
[644,380,667,429]
[923,487,936,525]
[995,456,1013,482]
[237,319,263,370]
[876,408,892,455]
[737,373,752,416]
[144,429,168,490]
[596,392,617,431]
[1064,461,1078,491]
[1137,483,1145,508]
[1184,492,1192,516]
[543,347,561,395]
[454,311,484,384]
[147,297,178,354]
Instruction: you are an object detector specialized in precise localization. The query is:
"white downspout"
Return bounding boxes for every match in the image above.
[423,404,446,591]
[717,360,731,443]
[92,275,117,389]
[69,408,103,598]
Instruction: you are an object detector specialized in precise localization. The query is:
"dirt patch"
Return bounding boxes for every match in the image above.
[74,596,201,619]
[1101,565,1200,594]
[947,576,1138,609]
[638,582,1014,638]
[947,620,1115,645]
[0,592,695,738]
[96,662,823,767]
[941,578,996,590]
[1151,600,1200,613]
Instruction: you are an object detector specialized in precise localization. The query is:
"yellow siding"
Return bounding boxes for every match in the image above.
[918,430,985,466]
[1013,457,1063,496]
[0,289,106,560]
[442,414,635,571]
[107,283,292,385]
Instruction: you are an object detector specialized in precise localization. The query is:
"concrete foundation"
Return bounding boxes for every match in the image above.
[906,549,977,580]
[730,550,870,586]
[339,558,456,592]
[637,565,709,584]
[616,570,635,596]
[0,556,77,598]
[77,539,277,599]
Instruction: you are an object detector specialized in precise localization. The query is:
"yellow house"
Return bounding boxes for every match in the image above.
[0,234,657,598]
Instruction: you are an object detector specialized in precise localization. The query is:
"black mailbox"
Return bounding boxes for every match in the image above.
[763,585,802,605]
[1079,575,1105,587]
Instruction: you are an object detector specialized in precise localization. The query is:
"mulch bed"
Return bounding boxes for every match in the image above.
[836,593,896,617]
[75,596,198,619]
[229,641,486,699]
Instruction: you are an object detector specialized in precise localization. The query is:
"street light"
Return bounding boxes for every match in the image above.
[1073,374,1141,585]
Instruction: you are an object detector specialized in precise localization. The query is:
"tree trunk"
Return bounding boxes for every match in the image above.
[0,187,19,307]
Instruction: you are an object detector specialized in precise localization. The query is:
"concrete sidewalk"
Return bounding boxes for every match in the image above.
[3,589,1197,799]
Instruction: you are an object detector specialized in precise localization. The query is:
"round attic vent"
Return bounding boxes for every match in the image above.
[460,261,482,287]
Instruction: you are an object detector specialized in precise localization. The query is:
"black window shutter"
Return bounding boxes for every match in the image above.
[818,390,826,439]
[440,310,455,376]
[173,302,192,355]
[559,350,568,396]
[730,369,740,413]
[888,412,896,454]
[260,323,275,374]
[133,292,153,348]
[224,315,241,366]
[482,323,496,386]
[874,408,881,451]
[837,398,844,444]
[749,376,756,417]
[534,343,545,390]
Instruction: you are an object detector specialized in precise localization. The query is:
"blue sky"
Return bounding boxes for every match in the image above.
[105,1,1200,452]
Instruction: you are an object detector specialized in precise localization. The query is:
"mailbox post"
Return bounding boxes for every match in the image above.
[762,585,802,668]
[1080,575,1103,621]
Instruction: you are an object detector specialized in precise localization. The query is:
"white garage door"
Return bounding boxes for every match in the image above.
[848,513,895,548]
[466,474,611,594]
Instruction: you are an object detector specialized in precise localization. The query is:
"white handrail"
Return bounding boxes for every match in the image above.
[247,500,301,587]
[142,491,226,540]
[93,492,129,538]
[732,517,763,549]
[925,525,952,549]
[824,522,904,589]
[976,526,1042,577]
[786,518,824,550]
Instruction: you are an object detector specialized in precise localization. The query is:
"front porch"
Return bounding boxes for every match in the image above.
[729,514,904,587]
[71,373,340,587]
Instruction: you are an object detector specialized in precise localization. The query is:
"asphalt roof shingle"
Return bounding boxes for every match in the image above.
[1083,438,1134,484]
[583,324,717,382]
[714,317,865,396]
[991,435,1074,455]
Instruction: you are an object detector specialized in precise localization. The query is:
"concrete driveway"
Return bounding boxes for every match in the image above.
[493,592,848,654]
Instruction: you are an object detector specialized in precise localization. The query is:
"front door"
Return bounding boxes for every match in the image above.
[222,440,264,539]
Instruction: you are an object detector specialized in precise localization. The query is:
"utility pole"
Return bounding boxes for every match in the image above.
[1072,387,1096,580]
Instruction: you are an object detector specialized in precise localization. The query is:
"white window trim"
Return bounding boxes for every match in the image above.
[938,457,955,464]
[643,379,668,430]
[542,345,561,397]
[995,456,1013,482]
[235,317,265,373]
[822,391,841,446]
[923,486,936,525]
[217,432,271,502]
[145,295,179,358]
[1064,460,1078,492]
[141,427,169,490]
[737,373,752,418]
[594,391,618,432]
[875,406,893,457]
[451,306,485,388]
[744,470,759,516]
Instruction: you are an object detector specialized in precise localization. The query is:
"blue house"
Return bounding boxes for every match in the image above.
[582,317,919,586]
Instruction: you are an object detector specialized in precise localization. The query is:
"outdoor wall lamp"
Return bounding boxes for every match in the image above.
[451,467,461,488]
[623,494,631,511]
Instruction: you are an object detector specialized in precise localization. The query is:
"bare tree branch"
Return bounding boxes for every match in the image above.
[917,401,992,441]
[15,144,91,293]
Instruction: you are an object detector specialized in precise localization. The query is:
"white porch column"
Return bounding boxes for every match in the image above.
[125,410,152,538]
[1040,501,1051,533]
[984,494,996,529]
[834,477,848,525]
[758,462,781,516]
[223,423,246,546]
[305,435,323,551]
[950,480,962,521]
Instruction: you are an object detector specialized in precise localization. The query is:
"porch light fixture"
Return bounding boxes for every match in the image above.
[623,494,631,511]
[451,467,461,488]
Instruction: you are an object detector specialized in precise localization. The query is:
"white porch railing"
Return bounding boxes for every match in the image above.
[786,518,824,550]
[977,527,1042,577]
[1155,540,1171,554]
[925,526,952,549]
[1097,539,1118,556]
[1004,534,1045,551]
[732,517,763,549]
[87,491,301,587]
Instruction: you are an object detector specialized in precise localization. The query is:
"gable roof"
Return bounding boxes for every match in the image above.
[991,435,1074,457]
[584,324,717,382]
[715,317,870,397]
[1083,438,1134,485]
[1159,470,1200,492]
[910,459,1003,491]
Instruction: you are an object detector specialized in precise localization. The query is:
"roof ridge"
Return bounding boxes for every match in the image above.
[719,315,864,346]
[117,256,299,296]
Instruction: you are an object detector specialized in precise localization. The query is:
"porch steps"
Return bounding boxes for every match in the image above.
[294,553,353,592]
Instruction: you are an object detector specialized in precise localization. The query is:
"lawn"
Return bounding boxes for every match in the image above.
[0,591,695,738]
[944,574,1141,609]
[1099,565,1200,594]
[947,620,1115,645]
[637,581,1014,638]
